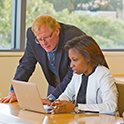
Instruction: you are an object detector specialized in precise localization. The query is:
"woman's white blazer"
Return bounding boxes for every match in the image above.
[59,65,118,114]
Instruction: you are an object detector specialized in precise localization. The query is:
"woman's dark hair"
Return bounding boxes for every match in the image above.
[64,35,108,68]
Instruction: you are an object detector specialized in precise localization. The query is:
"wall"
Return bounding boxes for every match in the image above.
[0,52,48,98]
[0,51,124,98]
[103,52,124,74]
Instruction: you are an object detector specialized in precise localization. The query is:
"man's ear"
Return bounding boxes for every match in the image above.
[56,27,60,36]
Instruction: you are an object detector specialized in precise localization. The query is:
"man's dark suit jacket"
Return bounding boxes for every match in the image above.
[11,23,86,99]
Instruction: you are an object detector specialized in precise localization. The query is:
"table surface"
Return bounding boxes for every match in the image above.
[0,75,124,124]
[0,102,124,124]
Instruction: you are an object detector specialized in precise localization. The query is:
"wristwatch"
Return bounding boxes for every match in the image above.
[73,105,80,113]
[47,95,54,102]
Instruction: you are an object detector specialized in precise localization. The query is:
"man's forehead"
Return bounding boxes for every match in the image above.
[36,26,52,36]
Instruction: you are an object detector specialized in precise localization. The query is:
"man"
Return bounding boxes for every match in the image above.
[0,15,85,104]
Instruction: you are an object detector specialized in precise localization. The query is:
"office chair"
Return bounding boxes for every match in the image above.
[116,82,124,117]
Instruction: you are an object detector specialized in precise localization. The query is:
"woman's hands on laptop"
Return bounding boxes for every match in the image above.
[50,99,76,114]
[0,92,17,103]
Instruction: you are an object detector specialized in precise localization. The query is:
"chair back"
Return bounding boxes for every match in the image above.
[116,83,124,117]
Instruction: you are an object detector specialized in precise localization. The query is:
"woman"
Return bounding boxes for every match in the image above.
[51,35,118,115]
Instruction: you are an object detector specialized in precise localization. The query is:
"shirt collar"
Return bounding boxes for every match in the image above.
[83,66,97,77]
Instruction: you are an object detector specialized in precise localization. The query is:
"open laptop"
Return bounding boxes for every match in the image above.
[12,80,54,114]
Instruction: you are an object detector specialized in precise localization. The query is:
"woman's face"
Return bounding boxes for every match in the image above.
[69,48,93,75]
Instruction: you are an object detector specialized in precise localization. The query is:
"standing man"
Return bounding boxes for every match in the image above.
[0,15,86,104]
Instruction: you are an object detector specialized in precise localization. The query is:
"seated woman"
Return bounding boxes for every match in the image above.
[51,35,118,115]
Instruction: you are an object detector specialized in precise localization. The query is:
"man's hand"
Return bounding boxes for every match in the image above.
[122,111,124,118]
[41,98,51,105]
[0,92,17,103]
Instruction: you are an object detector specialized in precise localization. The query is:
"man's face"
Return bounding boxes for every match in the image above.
[36,25,60,52]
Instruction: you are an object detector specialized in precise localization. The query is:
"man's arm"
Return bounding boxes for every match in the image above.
[0,28,37,103]
[46,66,73,103]
[10,28,37,91]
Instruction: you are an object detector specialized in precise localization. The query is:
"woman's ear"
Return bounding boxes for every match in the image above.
[86,56,90,63]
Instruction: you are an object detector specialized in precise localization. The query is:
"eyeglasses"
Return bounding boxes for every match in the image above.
[35,31,54,44]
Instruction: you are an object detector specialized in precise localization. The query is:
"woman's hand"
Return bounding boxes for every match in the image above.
[51,99,76,114]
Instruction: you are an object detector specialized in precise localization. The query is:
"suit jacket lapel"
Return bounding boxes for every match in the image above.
[55,31,65,76]
[36,45,49,73]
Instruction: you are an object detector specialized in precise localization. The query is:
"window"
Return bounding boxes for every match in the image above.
[0,0,12,49]
[26,0,124,50]
[0,0,124,50]
[0,0,26,51]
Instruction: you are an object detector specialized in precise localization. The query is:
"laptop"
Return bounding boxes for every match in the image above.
[12,80,54,114]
